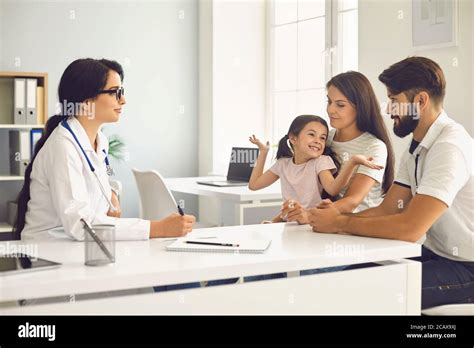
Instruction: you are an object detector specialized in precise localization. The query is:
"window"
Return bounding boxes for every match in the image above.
[268,0,358,144]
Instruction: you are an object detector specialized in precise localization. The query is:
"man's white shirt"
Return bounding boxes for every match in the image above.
[395,111,473,262]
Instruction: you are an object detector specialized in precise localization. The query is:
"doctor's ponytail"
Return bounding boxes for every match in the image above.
[12,115,66,239]
[13,58,124,239]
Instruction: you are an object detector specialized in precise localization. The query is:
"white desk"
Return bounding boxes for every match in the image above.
[165,176,282,225]
[165,176,281,202]
[0,223,421,314]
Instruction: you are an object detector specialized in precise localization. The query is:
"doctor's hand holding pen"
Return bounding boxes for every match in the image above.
[107,190,195,237]
[150,213,196,238]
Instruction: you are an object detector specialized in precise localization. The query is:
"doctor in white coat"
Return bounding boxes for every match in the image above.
[15,58,195,241]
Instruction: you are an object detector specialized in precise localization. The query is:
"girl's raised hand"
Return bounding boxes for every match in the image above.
[249,135,270,152]
[350,155,384,170]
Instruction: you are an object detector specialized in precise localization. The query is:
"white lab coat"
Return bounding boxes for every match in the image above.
[21,116,150,241]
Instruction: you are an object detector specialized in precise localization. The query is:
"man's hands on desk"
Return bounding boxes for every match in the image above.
[308,199,348,234]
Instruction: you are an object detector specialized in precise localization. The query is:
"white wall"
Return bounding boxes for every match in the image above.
[211,0,266,174]
[198,0,266,225]
[472,0,474,123]
[199,0,214,178]
[199,0,266,177]
[198,0,218,224]
[359,0,473,172]
[0,0,199,219]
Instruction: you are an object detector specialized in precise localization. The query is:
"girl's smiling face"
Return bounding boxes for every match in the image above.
[289,121,328,162]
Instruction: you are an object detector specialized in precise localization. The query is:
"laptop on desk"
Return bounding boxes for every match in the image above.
[197,147,259,187]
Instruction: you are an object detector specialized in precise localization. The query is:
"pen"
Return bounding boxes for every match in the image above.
[177,204,184,216]
[80,218,115,262]
[185,241,239,247]
[158,236,217,242]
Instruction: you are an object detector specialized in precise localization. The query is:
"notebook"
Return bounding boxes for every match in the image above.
[166,238,271,254]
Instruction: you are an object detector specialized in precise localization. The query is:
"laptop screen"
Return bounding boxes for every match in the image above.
[227,147,259,182]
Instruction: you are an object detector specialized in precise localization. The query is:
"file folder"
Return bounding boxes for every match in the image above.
[9,130,31,176]
[0,78,14,124]
[14,78,26,124]
[7,201,18,227]
[36,86,45,125]
[30,129,43,156]
[26,79,37,124]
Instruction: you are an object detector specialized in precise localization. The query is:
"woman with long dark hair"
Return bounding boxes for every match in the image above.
[281,71,395,223]
[14,58,195,241]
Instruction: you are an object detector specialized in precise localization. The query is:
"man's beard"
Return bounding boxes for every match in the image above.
[392,115,419,138]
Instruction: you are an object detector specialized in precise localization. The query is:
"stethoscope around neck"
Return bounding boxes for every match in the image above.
[61,118,117,212]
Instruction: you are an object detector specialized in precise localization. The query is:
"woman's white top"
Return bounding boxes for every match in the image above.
[327,129,388,213]
[22,117,150,241]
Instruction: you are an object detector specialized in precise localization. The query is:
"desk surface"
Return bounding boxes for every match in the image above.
[0,223,420,302]
[165,176,282,202]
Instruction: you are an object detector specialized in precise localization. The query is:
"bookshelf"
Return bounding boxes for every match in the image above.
[0,71,48,238]
[0,176,25,181]
[0,124,45,129]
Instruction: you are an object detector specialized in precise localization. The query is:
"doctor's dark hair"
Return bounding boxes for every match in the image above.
[276,115,341,171]
[13,58,124,239]
[327,71,394,194]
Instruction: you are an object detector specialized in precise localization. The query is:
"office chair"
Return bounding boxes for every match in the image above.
[132,168,214,228]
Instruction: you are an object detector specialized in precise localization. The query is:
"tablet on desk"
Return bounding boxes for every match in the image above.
[0,254,61,276]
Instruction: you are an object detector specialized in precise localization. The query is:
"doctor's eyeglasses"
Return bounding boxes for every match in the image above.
[97,86,124,101]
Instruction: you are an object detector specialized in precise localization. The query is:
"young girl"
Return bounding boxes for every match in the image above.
[248,115,383,223]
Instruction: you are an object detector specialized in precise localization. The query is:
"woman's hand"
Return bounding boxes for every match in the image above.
[280,200,310,224]
[350,155,384,170]
[107,191,122,218]
[249,135,270,153]
[150,213,196,238]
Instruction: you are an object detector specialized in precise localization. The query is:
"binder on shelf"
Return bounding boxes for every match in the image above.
[36,86,44,125]
[9,130,31,176]
[30,129,43,156]
[14,78,26,124]
[0,77,14,124]
[7,201,18,227]
[26,79,37,124]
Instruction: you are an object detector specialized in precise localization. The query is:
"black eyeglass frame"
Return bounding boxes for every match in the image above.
[97,86,124,101]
